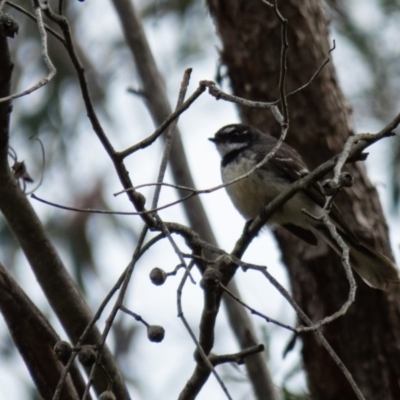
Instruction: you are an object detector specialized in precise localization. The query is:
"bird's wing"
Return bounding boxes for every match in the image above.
[256,142,362,245]
[281,223,319,245]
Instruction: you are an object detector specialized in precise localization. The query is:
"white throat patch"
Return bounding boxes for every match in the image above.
[215,141,248,157]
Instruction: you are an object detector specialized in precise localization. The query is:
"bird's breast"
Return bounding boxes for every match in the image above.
[221,158,319,227]
[221,159,285,220]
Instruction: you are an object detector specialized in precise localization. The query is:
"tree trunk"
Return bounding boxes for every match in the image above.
[207,1,400,399]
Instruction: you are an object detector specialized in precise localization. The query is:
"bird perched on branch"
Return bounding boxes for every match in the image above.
[209,123,400,290]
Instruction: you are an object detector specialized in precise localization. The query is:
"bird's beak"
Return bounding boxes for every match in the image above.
[208,137,216,143]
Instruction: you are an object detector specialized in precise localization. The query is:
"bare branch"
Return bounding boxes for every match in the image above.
[43,2,156,232]
[273,0,289,124]
[220,283,297,332]
[149,69,196,283]
[119,306,149,327]
[201,80,284,123]
[80,227,148,399]
[118,82,206,159]
[283,40,336,100]
[177,263,232,400]
[243,264,365,400]
[5,1,65,43]
[0,261,85,400]
[209,344,265,366]
[52,233,165,398]
[0,2,56,103]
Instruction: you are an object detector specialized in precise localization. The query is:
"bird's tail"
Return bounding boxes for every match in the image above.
[314,224,400,290]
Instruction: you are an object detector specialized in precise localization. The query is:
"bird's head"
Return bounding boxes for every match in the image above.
[209,124,255,157]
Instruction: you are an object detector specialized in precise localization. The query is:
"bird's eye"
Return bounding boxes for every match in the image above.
[234,129,248,136]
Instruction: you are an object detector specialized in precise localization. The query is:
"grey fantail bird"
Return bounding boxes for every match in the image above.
[209,123,400,290]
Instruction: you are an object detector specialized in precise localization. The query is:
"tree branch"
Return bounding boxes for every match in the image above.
[0,261,85,400]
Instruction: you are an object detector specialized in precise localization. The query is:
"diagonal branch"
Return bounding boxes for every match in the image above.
[0,261,85,400]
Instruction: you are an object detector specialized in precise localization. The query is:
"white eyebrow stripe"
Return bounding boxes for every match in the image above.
[220,126,237,134]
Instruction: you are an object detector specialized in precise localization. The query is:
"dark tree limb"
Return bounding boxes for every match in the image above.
[0,13,16,162]
[0,261,85,400]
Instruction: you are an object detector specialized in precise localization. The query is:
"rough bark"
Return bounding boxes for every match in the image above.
[207,1,400,399]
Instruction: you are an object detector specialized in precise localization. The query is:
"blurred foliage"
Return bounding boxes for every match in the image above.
[140,0,214,63]
[282,388,310,400]
[281,362,309,400]
[141,0,198,16]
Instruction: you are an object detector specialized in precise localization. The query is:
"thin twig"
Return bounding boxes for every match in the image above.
[0,1,57,103]
[81,227,149,399]
[284,40,336,100]
[52,232,164,399]
[177,262,233,400]
[26,137,46,195]
[243,264,365,400]
[119,306,149,327]
[209,344,265,366]
[118,83,206,159]
[201,80,283,124]
[155,214,196,284]
[30,190,218,229]
[31,193,147,215]
[43,4,116,157]
[5,1,65,43]
[152,68,192,208]
[273,0,289,124]
[149,69,196,284]
[299,210,356,332]
[316,333,365,400]
[220,283,297,332]
[44,2,159,233]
